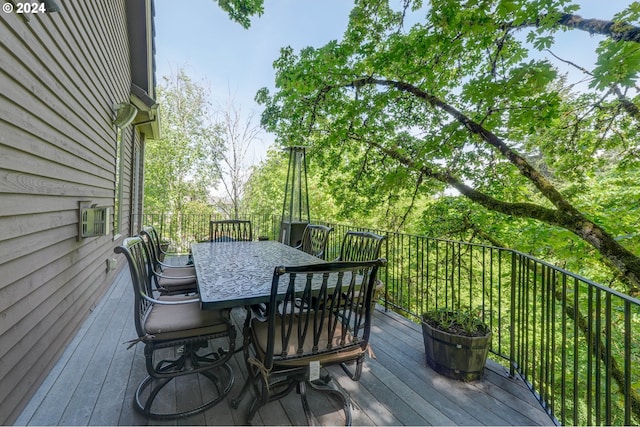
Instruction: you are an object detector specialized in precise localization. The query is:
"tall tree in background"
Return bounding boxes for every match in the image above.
[257,0,640,292]
[144,0,264,216]
[243,148,288,217]
[244,148,348,224]
[145,68,224,214]
[213,97,262,218]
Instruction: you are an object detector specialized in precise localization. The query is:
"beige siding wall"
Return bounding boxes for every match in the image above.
[0,1,142,423]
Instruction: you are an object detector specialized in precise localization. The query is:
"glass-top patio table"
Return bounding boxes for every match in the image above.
[191,240,327,310]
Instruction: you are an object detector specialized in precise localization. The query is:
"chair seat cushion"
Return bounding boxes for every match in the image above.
[251,316,364,367]
[163,265,196,275]
[157,269,198,292]
[145,296,229,341]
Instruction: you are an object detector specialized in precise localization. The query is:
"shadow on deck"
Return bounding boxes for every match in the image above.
[16,267,553,426]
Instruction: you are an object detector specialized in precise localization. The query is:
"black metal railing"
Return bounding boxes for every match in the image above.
[137,212,640,426]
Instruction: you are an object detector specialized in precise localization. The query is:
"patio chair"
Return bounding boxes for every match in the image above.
[231,259,386,425]
[141,226,196,273]
[141,225,190,264]
[114,236,235,419]
[336,231,387,308]
[337,230,385,262]
[209,219,253,242]
[295,224,334,259]
[140,229,198,295]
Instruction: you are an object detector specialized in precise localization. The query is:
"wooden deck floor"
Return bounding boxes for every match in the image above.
[16,267,553,426]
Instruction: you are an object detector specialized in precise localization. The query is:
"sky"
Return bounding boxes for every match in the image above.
[153,0,635,164]
[154,0,354,165]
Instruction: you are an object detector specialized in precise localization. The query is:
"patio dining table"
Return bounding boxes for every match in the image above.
[191,239,327,310]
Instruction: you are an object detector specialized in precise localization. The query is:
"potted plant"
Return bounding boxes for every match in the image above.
[421,307,492,382]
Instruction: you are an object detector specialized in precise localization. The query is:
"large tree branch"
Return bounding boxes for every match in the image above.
[514,13,640,43]
[352,132,562,225]
[350,77,578,214]
[340,77,640,289]
[555,13,640,43]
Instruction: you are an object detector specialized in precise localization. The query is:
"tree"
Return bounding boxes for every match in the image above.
[211,0,264,28]
[243,148,288,217]
[145,68,224,215]
[243,147,348,225]
[213,97,262,218]
[257,0,640,292]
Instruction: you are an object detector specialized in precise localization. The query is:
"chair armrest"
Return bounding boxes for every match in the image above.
[141,294,199,305]
[158,240,190,257]
[156,258,185,268]
[157,260,193,270]
[154,270,197,280]
[161,249,191,258]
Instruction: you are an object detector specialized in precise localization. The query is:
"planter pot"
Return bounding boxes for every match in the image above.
[421,321,492,382]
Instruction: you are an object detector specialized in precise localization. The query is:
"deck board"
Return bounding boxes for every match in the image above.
[16,267,553,426]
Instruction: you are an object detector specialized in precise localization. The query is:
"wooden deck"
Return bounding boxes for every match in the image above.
[15,266,553,426]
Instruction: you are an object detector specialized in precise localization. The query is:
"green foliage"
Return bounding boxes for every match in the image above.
[144,68,224,215]
[591,3,640,90]
[254,0,640,292]
[211,0,264,28]
[242,148,287,216]
[422,307,491,337]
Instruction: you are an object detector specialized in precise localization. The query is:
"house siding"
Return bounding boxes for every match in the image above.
[0,1,151,423]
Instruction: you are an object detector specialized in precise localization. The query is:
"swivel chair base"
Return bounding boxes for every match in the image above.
[134,362,233,419]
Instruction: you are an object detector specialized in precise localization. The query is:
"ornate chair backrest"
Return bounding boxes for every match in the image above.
[138,228,168,291]
[300,224,333,259]
[209,219,253,242]
[114,236,154,339]
[140,226,163,268]
[262,259,385,371]
[338,231,385,262]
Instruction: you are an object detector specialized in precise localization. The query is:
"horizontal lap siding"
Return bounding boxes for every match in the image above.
[0,1,137,424]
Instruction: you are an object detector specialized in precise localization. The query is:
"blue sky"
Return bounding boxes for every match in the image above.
[155,0,354,161]
[154,0,633,162]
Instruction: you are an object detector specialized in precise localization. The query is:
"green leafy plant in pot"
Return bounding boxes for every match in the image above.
[421,307,492,382]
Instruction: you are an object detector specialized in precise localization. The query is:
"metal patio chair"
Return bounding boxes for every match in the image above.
[140,227,198,295]
[140,226,195,274]
[337,230,385,262]
[209,219,253,242]
[140,225,190,264]
[231,259,386,425]
[296,224,334,259]
[336,231,387,309]
[114,236,235,419]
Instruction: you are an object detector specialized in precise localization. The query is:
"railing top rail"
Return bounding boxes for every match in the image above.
[508,248,640,304]
[143,213,640,305]
[325,222,640,305]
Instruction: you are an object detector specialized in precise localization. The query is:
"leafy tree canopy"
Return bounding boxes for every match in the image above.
[145,68,224,215]
[255,0,640,293]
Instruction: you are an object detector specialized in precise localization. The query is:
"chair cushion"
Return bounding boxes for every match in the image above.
[157,269,198,291]
[144,296,229,341]
[251,316,364,367]
[163,265,196,275]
